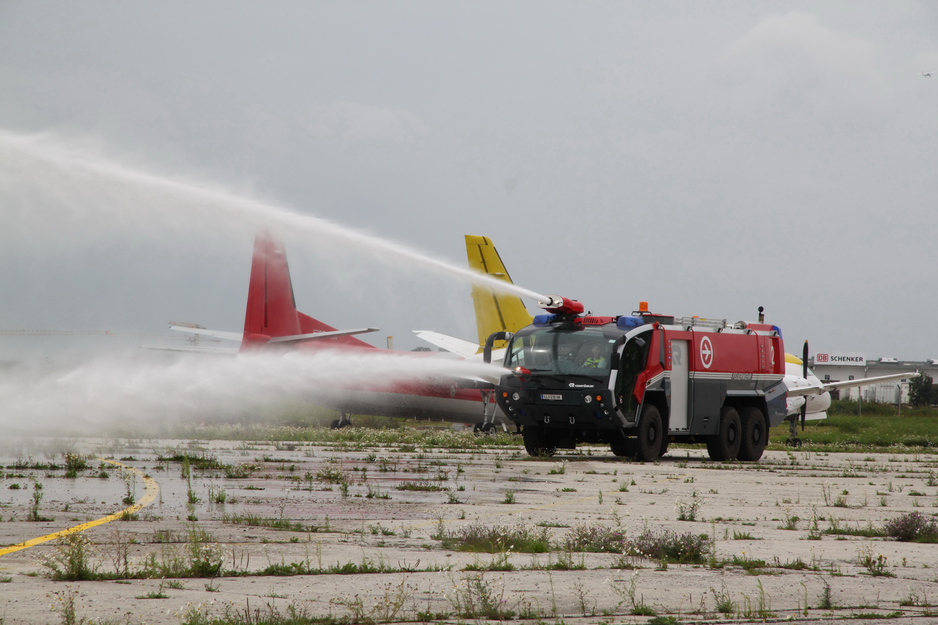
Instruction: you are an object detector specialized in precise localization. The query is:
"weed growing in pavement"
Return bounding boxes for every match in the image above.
[548,461,567,475]
[181,455,199,505]
[542,550,587,570]
[563,524,627,553]
[140,524,224,578]
[572,579,596,616]
[833,489,849,507]
[824,516,885,538]
[444,572,515,620]
[222,512,309,532]
[207,484,227,505]
[821,482,832,506]
[464,552,514,572]
[675,490,701,521]
[63,454,87,479]
[742,579,771,619]
[857,543,895,577]
[151,528,182,543]
[181,600,329,625]
[120,468,136,506]
[502,490,516,504]
[780,507,800,530]
[136,582,169,599]
[28,482,51,521]
[435,522,550,553]
[710,580,737,614]
[332,577,412,623]
[883,511,938,542]
[39,532,99,581]
[50,586,86,625]
[817,582,835,609]
[609,570,655,616]
[727,553,766,572]
[316,466,346,484]
[396,480,444,492]
[627,529,710,564]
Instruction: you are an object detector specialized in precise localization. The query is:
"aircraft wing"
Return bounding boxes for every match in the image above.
[413,331,481,358]
[268,327,380,344]
[141,344,240,355]
[786,371,919,397]
[170,326,243,342]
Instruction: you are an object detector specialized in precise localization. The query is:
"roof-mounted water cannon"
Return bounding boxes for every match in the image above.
[536,295,585,316]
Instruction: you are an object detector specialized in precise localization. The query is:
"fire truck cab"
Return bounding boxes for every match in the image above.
[489,298,788,462]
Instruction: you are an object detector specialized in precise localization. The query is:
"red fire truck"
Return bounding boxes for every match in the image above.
[487,297,787,462]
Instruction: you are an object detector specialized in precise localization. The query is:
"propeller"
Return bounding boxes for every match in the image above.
[801,340,809,431]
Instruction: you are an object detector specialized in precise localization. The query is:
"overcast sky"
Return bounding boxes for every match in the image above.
[1,1,936,363]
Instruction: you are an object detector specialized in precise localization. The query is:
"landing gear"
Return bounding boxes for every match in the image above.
[473,390,500,435]
[330,413,353,429]
[737,406,767,461]
[473,422,496,434]
[707,406,741,461]
[522,426,555,457]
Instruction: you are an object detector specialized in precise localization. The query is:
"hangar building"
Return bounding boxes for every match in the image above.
[808,351,937,404]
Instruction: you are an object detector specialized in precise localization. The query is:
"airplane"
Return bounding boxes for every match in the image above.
[781,341,918,446]
[413,235,534,432]
[165,231,501,429]
[418,235,921,447]
[923,72,932,77]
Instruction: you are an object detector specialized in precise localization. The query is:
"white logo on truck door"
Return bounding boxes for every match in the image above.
[700,336,714,369]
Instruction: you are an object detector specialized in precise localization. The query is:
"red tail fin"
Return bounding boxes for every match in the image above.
[242,232,375,350]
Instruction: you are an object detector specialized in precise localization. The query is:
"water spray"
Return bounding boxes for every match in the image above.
[0,130,550,302]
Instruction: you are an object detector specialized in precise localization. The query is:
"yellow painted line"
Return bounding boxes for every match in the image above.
[0,459,160,558]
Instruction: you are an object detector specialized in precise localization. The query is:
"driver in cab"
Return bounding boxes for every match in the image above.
[584,344,607,369]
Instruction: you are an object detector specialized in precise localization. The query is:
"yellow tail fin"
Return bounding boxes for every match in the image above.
[465,235,533,351]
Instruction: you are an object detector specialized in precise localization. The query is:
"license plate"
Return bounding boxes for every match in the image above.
[540,393,563,401]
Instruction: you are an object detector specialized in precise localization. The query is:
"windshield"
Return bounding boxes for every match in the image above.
[507,327,616,377]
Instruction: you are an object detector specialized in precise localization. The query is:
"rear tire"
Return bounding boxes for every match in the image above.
[737,406,767,461]
[635,404,662,463]
[522,426,555,457]
[706,406,741,461]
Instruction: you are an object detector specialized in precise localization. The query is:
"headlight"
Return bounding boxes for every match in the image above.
[512,392,520,401]
[584,395,592,404]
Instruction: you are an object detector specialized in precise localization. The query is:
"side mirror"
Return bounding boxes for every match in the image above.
[609,335,627,369]
[483,331,513,364]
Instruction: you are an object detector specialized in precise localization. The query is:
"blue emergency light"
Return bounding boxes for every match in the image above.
[533,314,558,326]
[616,316,644,331]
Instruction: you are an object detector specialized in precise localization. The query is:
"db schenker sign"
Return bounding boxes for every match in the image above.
[814,352,866,366]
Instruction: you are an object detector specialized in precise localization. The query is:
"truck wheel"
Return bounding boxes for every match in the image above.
[737,406,767,461]
[706,406,741,461]
[658,436,670,458]
[522,426,555,458]
[610,438,636,458]
[635,405,662,463]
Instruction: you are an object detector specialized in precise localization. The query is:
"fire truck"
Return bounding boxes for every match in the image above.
[485,297,788,462]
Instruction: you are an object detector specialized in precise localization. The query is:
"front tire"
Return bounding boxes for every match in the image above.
[707,406,741,461]
[737,406,767,461]
[635,404,662,463]
[522,426,555,457]
[610,438,636,458]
